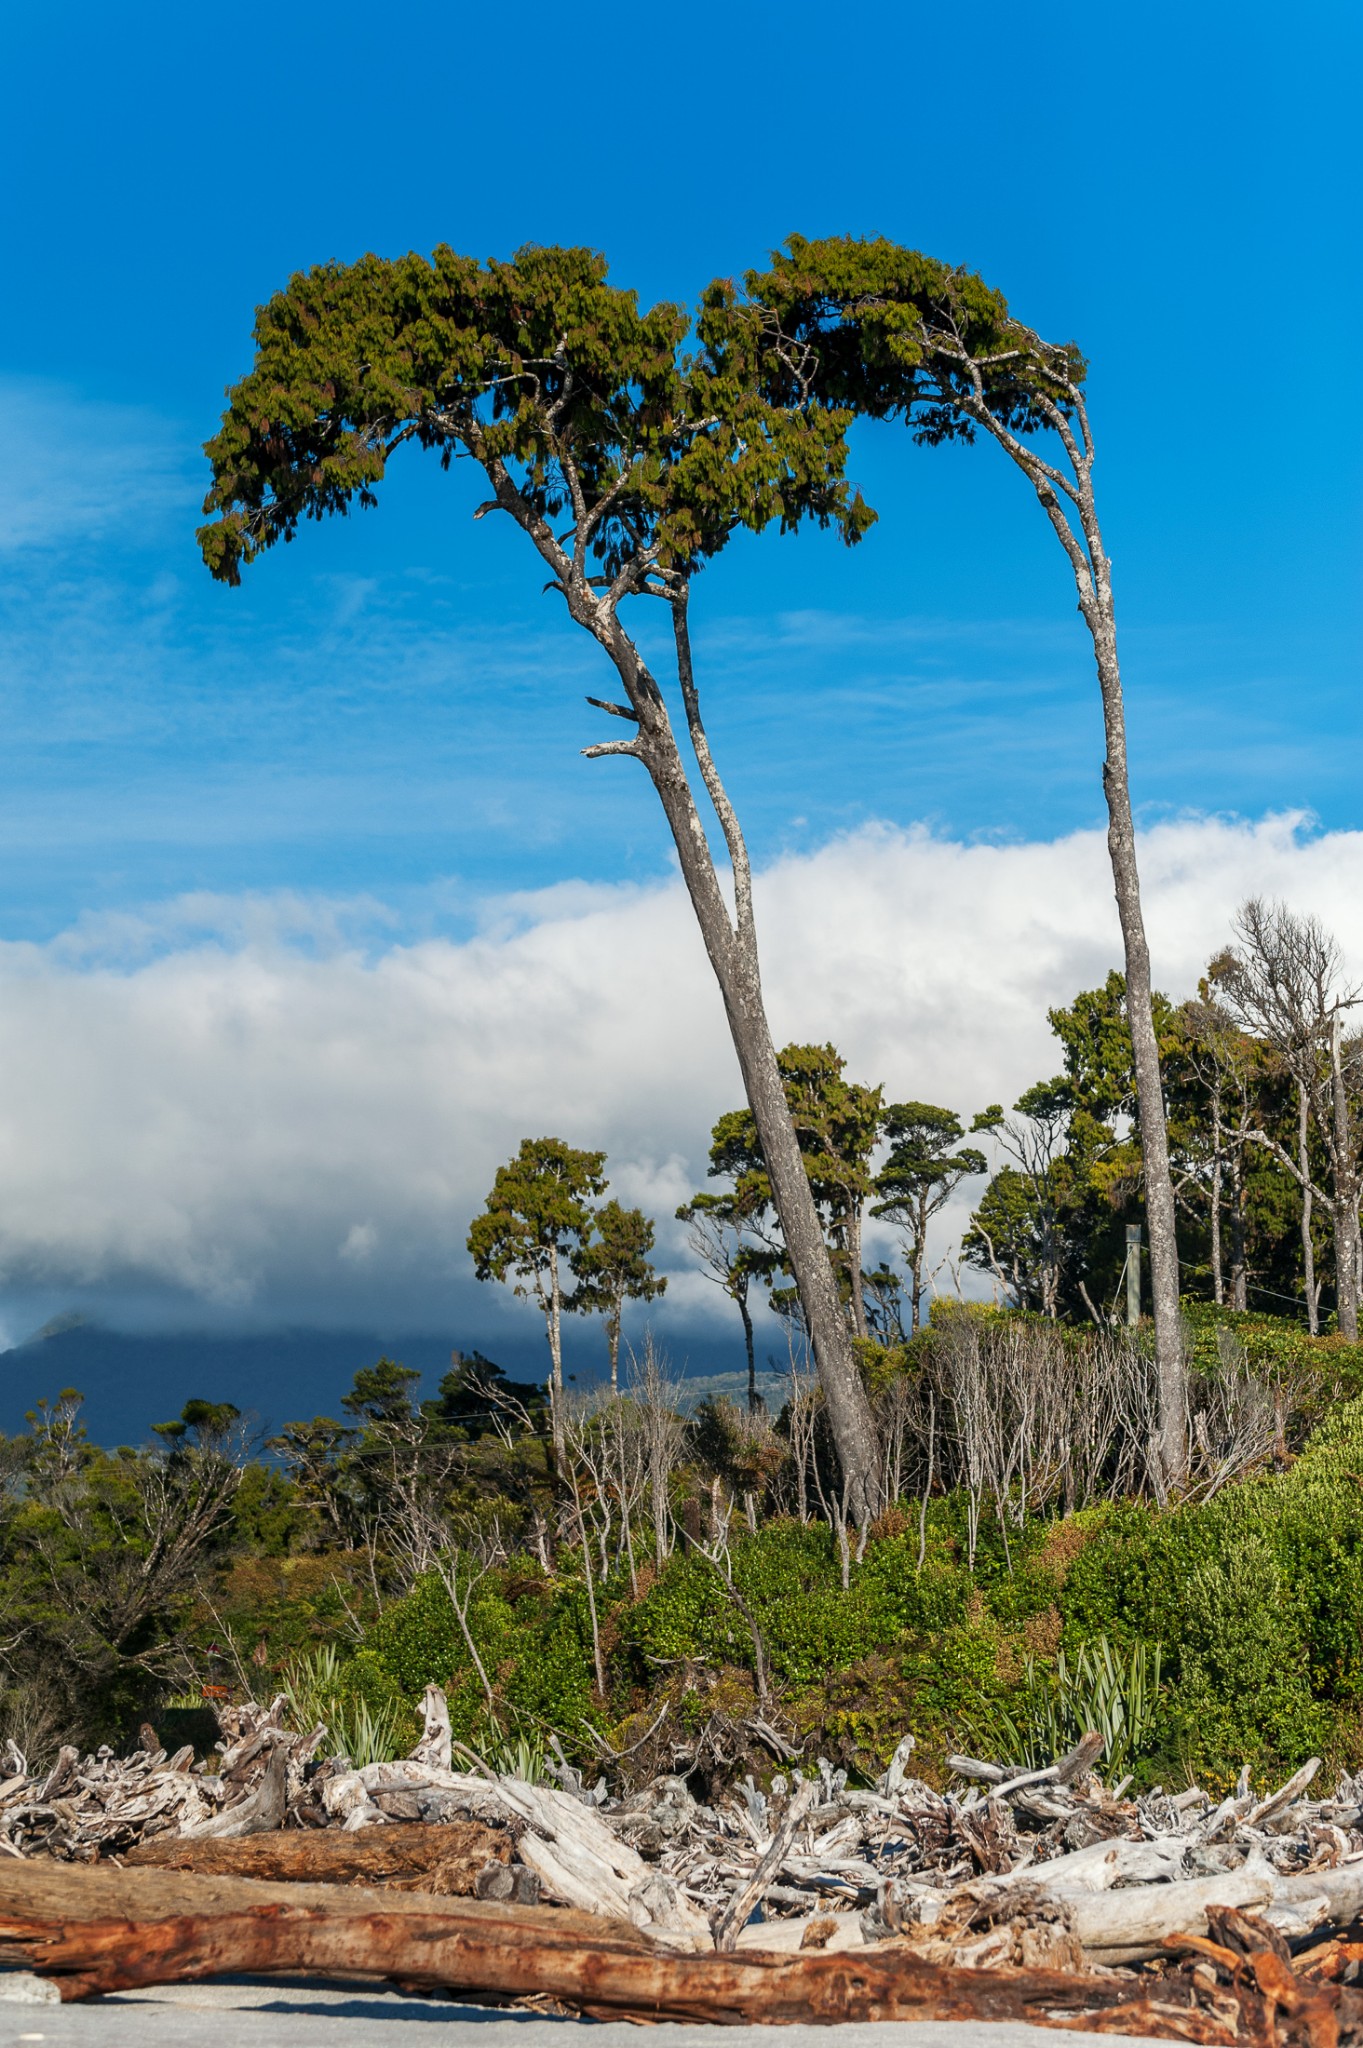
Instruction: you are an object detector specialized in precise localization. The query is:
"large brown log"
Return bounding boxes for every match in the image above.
[0,1861,1352,2038]
[123,1819,509,1892]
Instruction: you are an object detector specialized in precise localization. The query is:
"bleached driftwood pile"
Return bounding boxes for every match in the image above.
[9,1688,1363,2037]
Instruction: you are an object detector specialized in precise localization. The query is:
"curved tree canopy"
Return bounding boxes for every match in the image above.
[740,233,1085,442]
[199,242,880,593]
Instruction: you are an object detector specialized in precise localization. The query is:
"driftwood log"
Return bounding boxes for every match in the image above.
[16,1683,1363,2029]
[1065,1856,1363,1964]
[1,1861,1358,2039]
[124,1818,511,1892]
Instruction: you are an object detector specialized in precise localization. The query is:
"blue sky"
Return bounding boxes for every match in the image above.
[0,0,1360,1412]
[1,0,1358,943]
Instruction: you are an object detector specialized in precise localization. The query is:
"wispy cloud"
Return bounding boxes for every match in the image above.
[0,378,194,554]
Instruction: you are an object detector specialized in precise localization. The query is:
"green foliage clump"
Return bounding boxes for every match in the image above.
[901,1615,1015,1747]
[1060,1395,1363,1782]
[622,1521,904,1688]
[859,1531,976,1635]
[1180,1301,1363,1410]
[366,1572,471,1697]
[365,1566,604,1747]
[281,1645,415,1765]
[981,1637,1162,1779]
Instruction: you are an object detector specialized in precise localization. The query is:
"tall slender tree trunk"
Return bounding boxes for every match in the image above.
[575,590,881,1518]
[1032,471,1186,1485]
[486,458,882,1519]
[736,1286,758,1413]
[708,944,880,1512]
[847,1204,867,1339]
[607,1298,621,1394]
[911,1191,929,1332]
[1209,1087,1224,1306]
[1330,1018,1360,1341]
[541,1248,567,1467]
[1084,575,1184,1480]
[1229,1148,1248,1312]
[1299,1083,1320,1336]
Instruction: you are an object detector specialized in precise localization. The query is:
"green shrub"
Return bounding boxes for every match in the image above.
[349,1393,1363,1788]
[623,1522,907,1689]
[364,1568,607,1752]
[1058,1397,1363,1782]
[1160,1533,1328,1779]
[281,1644,415,1764]
[365,1572,466,1694]
[1180,1301,1363,1414]
[978,1636,1161,1778]
[902,1614,1013,1749]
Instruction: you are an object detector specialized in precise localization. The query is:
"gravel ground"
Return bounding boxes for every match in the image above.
[0,1973,1170,2047]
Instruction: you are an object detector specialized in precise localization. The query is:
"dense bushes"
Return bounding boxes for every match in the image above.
[348,1395,1363,1792]
[1058,1397,1363,1781]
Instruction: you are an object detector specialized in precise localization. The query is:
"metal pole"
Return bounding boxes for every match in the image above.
[1125,1223,1143,1326]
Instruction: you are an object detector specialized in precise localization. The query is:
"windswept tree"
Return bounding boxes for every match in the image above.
[872,1104,986,1331]
[467,1137,606,1461]
[743,236,1186,1482]
[199,243,883,1517]
[570,1198,666,1392]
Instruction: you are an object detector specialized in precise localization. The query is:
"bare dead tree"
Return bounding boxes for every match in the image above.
[347,1404,467,1596]
[775,1328,818,1525]
[561,1457,606,1700]
[432,1543,500,1712]
[694,1516,773,1712]
[1215,900,1362,1339]
[1178,991,1261,1312]
[563,1391,651,1600]
[874,1372,915,1509]
[1183,1327,1281,1505]
[605,1400,648,1599]
[678,1204,761,1412]
[913,1312,1157,1532]
[916,1389,936,1574]
[625,1337,686,1570]
[973,1092,1072,1319]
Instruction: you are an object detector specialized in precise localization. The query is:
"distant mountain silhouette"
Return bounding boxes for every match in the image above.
[0,1322,540,1444]
[0,1319,769,1446]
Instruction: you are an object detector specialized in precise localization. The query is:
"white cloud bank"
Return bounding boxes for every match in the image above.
[2,813,1361,1341]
